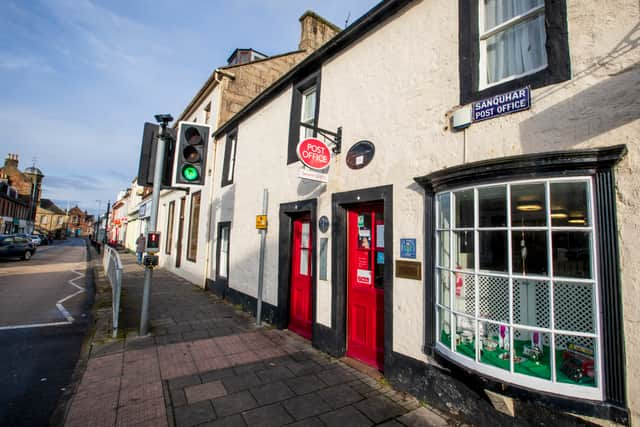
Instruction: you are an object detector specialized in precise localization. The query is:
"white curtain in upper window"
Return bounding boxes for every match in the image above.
[484,0,547,85]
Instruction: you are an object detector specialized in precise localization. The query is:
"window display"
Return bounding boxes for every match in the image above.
[435,179,600,399]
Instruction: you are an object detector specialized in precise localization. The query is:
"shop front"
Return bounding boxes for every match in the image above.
[414,145,628,422]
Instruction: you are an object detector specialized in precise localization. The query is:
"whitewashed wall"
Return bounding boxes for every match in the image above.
[210,0,639,420]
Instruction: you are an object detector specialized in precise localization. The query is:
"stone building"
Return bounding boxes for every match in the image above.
[67,206,93,237]
[35,199,67,239]
[154,11,340,286]
[0,153,44,233]
[205,0,639,425]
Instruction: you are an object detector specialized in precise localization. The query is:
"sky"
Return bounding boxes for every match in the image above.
[0,0,379,217]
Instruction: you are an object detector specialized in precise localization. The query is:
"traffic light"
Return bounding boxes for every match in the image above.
[137,122,176,188]
[173,122,210,186]
[146,231,161,253]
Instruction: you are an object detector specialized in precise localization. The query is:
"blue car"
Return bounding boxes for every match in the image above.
[0,234,37,260]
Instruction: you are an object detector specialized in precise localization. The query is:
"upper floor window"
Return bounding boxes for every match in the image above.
[221,129,238,187]
[287,72,321,164]
[459,0,569,104]
[480,0,546,88]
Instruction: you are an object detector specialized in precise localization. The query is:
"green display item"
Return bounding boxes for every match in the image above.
[439,331,596,387]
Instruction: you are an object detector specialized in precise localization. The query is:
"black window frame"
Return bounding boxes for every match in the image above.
[287,71,321,164]
[414,145,629,423]
[216,221,231,283]
[186,191,201,262]
[458,0,571,105]
[221,128,238,187]
[165,200,175,255]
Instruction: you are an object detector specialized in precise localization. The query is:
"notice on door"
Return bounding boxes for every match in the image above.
[357,269,372,285]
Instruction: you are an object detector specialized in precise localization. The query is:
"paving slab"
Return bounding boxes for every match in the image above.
[63,252,460,427]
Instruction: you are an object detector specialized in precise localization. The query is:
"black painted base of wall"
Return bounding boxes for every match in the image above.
[312,323,345,358]
[386,351,629,426]
[206,279,279,326]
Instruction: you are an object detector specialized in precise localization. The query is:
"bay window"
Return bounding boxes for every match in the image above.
[436,178,600,399]
[417,146,628,416]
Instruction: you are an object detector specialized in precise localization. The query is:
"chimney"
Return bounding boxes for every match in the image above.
[298,11,340,52]
[4,153,18,169]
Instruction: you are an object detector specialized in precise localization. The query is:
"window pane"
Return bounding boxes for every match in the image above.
[552,231,591,279]
[453,271,475,316]
[438,307,452,348]
[453,231,474,270]
[486,14,547,84]
[301,88,316,123]
[484,0,544,30]
[301,222,310,249]
[437,268,451,308]
[300,248,309,275]
[227,136,237,182]
[512,231,547,275]
[478,275,509,322]
[513,278,550,328]
[454,189,474,228]
[219,227,229,278]
[479,230,507,272]
[513,328,551,380]
[437,193,451,229]
[454,313,476,360]
[554,281,595,333]
[479,186,506,227]
[556,335,597,388]
[511,183,546,226]
[550,182,589,227]
[187,192,201,261]
[437,231,450,268]
[480,321,510,371]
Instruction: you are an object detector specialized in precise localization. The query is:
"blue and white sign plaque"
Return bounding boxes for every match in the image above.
[472,86,531,122]
[400,238,416,259]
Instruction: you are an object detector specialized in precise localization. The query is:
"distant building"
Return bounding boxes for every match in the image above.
[67,206,93,237]
[0,153,44,233]
[35,199,68,239]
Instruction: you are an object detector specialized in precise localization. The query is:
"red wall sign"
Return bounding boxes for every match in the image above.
[296,138,331,170]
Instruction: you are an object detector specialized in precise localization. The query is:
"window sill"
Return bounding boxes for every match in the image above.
[432,345,628,423]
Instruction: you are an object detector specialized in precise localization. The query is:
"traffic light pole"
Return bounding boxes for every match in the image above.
[140,114,172,336]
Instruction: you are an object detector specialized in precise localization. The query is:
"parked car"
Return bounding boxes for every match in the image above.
[30,235,42,246]
[0,234,37,260]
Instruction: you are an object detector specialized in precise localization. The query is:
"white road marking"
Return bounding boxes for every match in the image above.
[0,262,86,330]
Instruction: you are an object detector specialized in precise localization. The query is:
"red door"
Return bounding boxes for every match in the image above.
[347,203,385,369]
[289,214,313,339]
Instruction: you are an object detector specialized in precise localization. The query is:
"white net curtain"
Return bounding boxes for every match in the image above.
[483,0,547,85]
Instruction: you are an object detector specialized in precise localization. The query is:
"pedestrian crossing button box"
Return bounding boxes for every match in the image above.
[146,231,161,253]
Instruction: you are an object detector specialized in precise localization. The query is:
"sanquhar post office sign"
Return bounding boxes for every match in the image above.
[472,86,531,122]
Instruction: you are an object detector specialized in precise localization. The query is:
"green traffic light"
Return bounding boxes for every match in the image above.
[182,165,199,181]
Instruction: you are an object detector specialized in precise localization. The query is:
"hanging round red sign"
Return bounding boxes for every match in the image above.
[296,138,331,170]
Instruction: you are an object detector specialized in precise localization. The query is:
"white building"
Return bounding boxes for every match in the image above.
[204,0,640,424]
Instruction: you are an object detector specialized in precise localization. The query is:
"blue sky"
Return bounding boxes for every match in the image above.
[0,0,378,216]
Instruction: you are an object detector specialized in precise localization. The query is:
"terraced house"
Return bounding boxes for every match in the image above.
[198,0,640,424]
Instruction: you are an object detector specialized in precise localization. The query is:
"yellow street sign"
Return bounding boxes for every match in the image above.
[256,215,267,229]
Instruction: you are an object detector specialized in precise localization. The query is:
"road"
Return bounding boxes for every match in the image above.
[0,238,94,427]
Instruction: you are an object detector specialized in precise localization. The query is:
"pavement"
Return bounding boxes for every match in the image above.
[61,248,460,427]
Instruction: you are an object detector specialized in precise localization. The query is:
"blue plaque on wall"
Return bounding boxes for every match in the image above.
[400,238,416,259]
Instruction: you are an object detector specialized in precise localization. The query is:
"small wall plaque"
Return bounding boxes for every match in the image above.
[400,238,416,259]
[318,215,330,233]
[395,260,421,280]
[346,140,375,170]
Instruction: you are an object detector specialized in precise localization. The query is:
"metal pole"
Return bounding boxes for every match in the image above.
[256,188,268,326]
[140,118,168,336]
